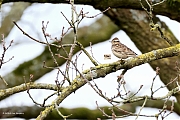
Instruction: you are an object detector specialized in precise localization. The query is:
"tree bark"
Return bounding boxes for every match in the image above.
[104,8,180,103]
[2,0,180,22]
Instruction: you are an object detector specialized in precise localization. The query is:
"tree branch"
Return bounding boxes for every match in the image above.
[2,0,180,22]
[0,82,59,100]
[1,99,180,119]
[37,43,180,119]
[104,8,180,103]
[0,15,119,89]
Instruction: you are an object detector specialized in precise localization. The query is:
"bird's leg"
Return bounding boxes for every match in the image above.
[118,59,125,64]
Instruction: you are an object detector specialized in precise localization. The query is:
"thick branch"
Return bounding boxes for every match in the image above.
[2,0,180,22]
[37,44,180,119]
[0,82,59,100]
[104,8,180,103]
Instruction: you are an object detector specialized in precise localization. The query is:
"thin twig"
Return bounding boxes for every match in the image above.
[55,102,72,119]
[135,96,147,120]
[76,41,98,66]
[0,75,8,86]
[13,21,66,48]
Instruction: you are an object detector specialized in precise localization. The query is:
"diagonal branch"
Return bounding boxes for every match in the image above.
[0,2,31,38]
[37,43,180,119]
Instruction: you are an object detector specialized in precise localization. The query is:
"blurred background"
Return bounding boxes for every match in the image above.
[0,2,180,120]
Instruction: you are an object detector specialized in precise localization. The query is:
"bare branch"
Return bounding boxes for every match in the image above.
[55,102,72,119]
[76,41,98,66]
[139,0,174,46]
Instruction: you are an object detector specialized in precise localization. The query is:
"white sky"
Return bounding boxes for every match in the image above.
[0,3,180,120]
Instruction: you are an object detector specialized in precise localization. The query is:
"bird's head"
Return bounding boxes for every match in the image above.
[110,37,120,44]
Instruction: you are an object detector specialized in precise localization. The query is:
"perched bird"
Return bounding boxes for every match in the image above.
[111,37,137,59]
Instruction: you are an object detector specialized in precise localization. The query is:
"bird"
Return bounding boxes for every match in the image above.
[111,37,137,59]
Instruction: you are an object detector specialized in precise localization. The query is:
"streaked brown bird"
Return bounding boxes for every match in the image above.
[111,37,137,59]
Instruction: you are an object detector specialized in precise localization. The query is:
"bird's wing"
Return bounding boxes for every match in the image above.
[120,44,137,55]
